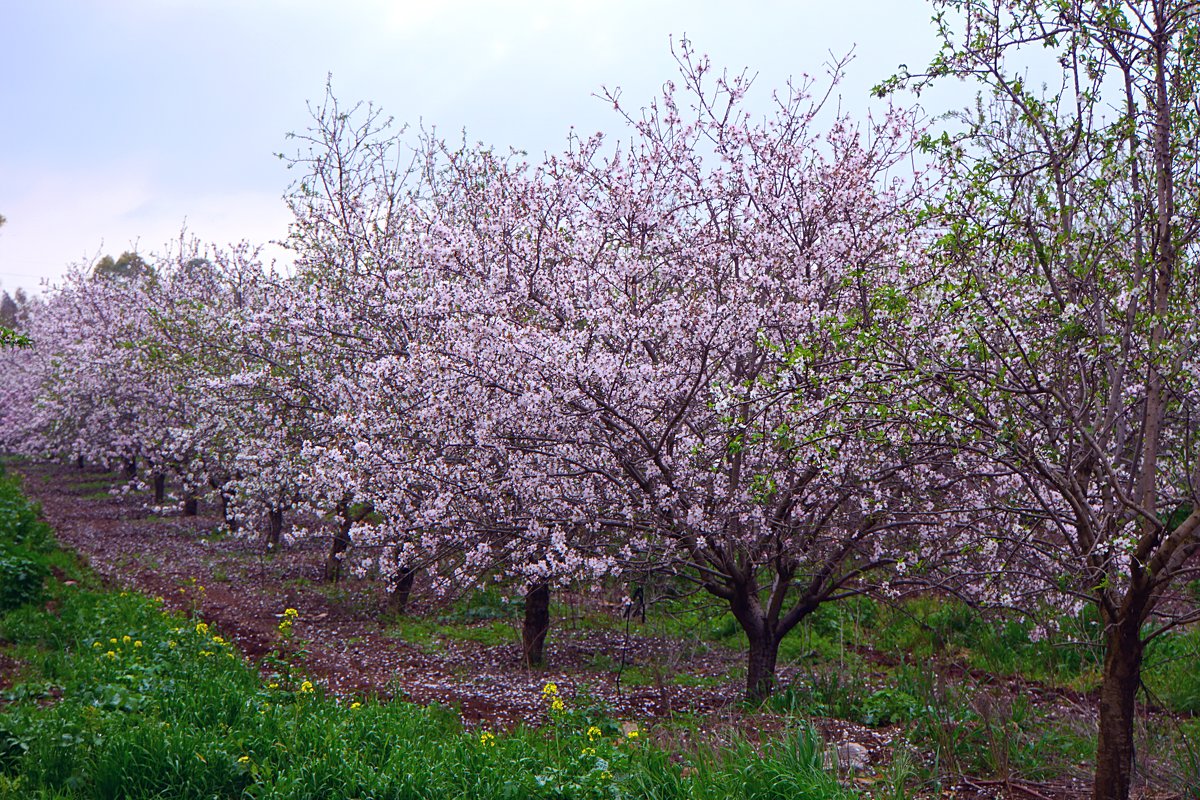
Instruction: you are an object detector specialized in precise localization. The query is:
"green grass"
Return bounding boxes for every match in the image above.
[63,480,118,494]
[388,616,517,651]
[385,589,531,651]
[0,483,852,800]
[10,468,1200,796]
[0,585,852,799]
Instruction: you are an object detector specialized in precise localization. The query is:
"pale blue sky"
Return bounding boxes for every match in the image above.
[0,1,963,293]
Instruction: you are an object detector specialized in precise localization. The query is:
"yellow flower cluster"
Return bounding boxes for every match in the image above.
[278,608,299,638]
[541,682,567,712]
[479,731,496,747]
[299,680,314,694]
[93,634,143,660]
[586,726,602,742]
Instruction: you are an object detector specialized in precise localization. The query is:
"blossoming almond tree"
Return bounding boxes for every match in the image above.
[402,44,964,698]
[888,2,1200,797]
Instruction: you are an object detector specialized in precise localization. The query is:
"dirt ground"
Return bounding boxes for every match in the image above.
[9,460,1141,799]
[14,463,776,722]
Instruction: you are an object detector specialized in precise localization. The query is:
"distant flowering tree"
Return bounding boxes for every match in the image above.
[2,264,159,472]
[137,240,302,527]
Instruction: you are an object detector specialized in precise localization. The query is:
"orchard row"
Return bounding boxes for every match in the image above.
[3,8,1200,799]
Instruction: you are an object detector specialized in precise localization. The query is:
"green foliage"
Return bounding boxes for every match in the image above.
[860,688,922,728]
[678,728,851,800]
[1174,718,1200,799]
[0,471,52,552]
[0,471,53,612]
[1143,627,1200,713]
[92,252,153,283]
[0,550,48,613]
[0,327,30,349]
[443,587,524,623]
[790,595,1103,690]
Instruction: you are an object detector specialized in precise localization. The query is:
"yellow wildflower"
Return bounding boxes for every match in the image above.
[122,635,132,645]
[541,682,558,697]
[93,641,102,649]
[479,731,496,747]
[586,726,602,741]
[350,702,362,710]
[626,730,639,740]
[212,636,225,645]
[105,650,117,659]
[195,622,209,636]
[237,755,250,764]
[268,682,279,689]
[551,697,565,712]
[134,641,143,648]
[299,681,314,693]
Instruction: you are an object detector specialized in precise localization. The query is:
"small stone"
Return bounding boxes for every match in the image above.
[824,741,870,772]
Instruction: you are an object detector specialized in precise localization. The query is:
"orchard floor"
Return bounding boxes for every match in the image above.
[11,460,1189,800]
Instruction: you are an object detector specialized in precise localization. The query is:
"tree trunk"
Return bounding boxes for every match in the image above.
[745,627,781,703]
[265,507,284,549]
[76,455,85,470]
[1092,621,1144,800]
[124,457,137,480]
[727,578,785,703]
[386,567,418,616]
[522,582,551,668]
[152,472,166,504]
[324,518,353,582]
[182,493,198,516]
